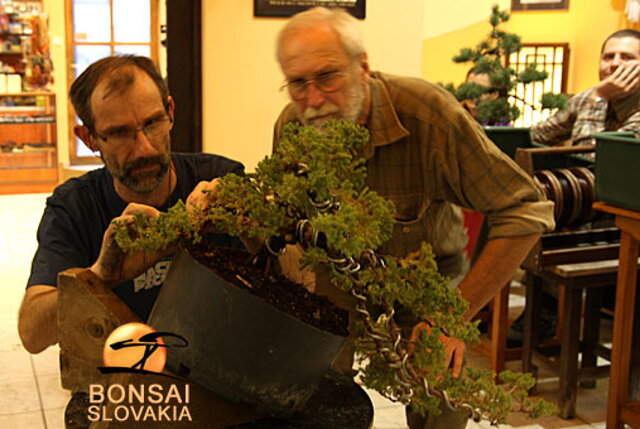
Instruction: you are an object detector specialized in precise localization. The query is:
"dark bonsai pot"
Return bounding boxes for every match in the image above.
[148,245,350,417]
[483,126,531,159]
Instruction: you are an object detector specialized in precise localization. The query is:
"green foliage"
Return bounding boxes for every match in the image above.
[444,5,566,125]
[490,67,516,92]
[498,32,522,56]
[477,98,520,125]
[517,63,548,84]
[112,200,198,251]
[453,47,480,63]
[112,119,556,424]
[541,92,569,110]
[456,82,489,101]
[441,82,457,96]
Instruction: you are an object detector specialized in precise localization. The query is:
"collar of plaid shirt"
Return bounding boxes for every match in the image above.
[359,72,410,160]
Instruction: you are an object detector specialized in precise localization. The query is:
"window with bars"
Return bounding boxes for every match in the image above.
[506,43,569,128]
[66,0,160,163]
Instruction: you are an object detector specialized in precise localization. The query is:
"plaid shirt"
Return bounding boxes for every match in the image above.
[274,71,554,278]
[530,87,640,147]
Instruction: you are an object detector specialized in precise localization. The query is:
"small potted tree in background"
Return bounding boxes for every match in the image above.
[443,5,568,127]
[115,120,556,426]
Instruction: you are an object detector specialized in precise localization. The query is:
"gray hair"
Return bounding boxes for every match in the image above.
[276,7,365,63]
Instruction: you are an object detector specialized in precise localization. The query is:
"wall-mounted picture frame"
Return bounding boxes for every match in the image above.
[512,0,568,11]
[254,0,366,19]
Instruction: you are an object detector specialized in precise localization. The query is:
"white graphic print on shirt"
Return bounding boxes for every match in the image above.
[133,260,172,292]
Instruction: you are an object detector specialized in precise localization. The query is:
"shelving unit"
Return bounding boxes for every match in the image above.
[0,91,57,193]
[0,0,57,194]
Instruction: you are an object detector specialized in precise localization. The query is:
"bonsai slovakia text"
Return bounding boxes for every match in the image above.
[87,383,191,423]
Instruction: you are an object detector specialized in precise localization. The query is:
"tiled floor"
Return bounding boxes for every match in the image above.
[0,193,69,429]
[0,193,610,428]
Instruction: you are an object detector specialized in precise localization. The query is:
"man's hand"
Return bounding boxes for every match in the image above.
[186,178,221,211]
[90,203,175,286]
[594,60,640,101]
[409,321,466,379]
[186,178,264,254]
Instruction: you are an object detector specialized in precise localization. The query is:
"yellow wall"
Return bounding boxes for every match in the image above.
[423,0,510,40]
[423,0,633,95]
[202,0,424,171]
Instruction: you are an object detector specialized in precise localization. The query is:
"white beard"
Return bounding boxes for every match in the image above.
[298,76,366,128]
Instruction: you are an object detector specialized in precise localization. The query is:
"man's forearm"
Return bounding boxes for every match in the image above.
[530,99,576,146]
[571,95,608,143]
[458,232,541,321]
[18,285,58,353]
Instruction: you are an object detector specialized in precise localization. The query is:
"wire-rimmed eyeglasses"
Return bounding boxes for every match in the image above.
[92,116,172,146]
[280,71,347,100]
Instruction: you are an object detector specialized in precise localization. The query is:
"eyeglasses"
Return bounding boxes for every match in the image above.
[93,117,172,146]
[281,71,347,100]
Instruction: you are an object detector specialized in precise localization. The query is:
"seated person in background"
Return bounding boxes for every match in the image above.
[531,29,640,147]
[18,55,244,354]
[513,30,640,345]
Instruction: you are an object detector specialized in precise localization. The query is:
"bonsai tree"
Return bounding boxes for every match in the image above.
[443,5,568,125]
[113,120,556,424]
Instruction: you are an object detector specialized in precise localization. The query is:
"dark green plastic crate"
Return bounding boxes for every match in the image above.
[594,131,640,211]
[484,126,593,168]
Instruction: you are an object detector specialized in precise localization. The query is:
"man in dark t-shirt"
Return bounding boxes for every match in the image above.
[18,55,244,354]
[27,153,242,321]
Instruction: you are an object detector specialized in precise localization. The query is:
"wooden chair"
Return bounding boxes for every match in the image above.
[521,260,620,418]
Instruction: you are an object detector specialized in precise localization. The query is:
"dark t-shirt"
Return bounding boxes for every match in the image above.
[27,152,244,320]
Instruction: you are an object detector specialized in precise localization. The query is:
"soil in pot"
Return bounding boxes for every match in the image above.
[185,241,349,337]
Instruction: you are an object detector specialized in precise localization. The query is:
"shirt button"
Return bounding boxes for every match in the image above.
[403,227,410,233]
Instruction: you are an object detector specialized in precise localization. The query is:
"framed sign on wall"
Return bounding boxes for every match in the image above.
[254,0,365,18]
[512,0,568,11]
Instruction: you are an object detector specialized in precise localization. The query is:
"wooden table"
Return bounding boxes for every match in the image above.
[593,202,640,429]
